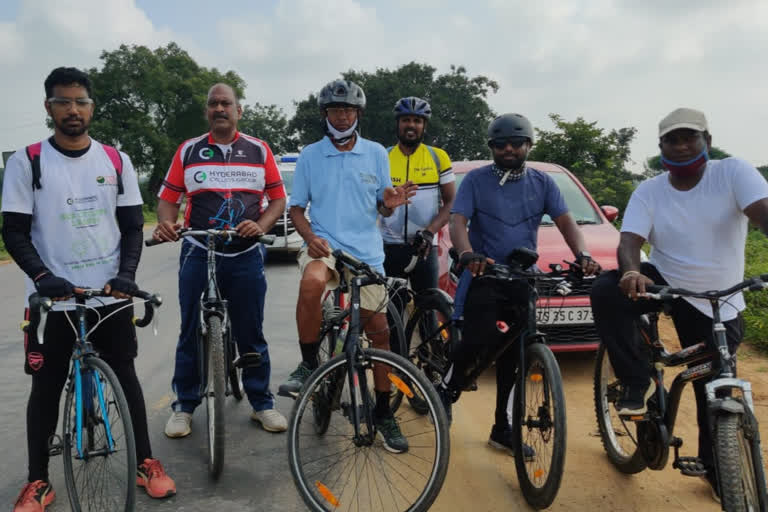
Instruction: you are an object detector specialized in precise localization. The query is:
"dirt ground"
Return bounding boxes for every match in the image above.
[431,317,768,511]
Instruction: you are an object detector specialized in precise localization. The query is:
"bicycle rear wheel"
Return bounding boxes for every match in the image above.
[714,409,766,511]
[63,357,136,512]
[205,315,226,479]
[593,343,646,474]
[512,343,566,510]
[288,348,450,512]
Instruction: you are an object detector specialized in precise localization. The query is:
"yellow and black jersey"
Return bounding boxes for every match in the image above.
[380,144,454,244]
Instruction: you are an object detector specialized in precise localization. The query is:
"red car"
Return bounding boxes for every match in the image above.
[436,160,620,352]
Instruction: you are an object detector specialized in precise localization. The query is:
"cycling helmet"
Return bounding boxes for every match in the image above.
[317,79,366,110]
[393,96,432,119]
[487,113,535,144]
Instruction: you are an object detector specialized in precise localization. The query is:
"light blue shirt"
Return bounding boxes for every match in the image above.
[289,136,392,271]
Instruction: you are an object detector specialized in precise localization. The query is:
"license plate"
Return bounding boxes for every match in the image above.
[536,306,593,325]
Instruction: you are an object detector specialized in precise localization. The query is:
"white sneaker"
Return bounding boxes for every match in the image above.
[251,408,287,432]
[164,411,192,438]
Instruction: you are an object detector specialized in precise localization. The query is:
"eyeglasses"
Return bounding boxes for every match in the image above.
[490,137,527,150]
[47,97,94,109]
[661,132,703,145]
[326,107,357,117]
[207,99,235,108]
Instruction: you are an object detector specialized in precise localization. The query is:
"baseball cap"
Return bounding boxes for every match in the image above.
[658,108,708,137]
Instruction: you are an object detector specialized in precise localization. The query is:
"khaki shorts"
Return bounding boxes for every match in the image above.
[298,247,388,313]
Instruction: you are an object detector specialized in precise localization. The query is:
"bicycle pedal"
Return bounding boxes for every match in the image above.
[674,456,707,477]
[235,352,262,369]
[48,434,63,456]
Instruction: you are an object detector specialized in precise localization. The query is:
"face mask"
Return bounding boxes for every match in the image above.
[326,118,358,143]
[661,149,709,177]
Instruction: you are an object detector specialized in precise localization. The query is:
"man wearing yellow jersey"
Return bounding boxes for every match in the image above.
[380,97,455,295]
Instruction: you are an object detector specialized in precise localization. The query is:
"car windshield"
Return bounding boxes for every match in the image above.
[453,169,601,226]
[280,169,294,195]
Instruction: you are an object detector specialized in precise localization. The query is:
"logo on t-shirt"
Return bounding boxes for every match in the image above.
[96,175,118,186]
[194,171,208,184]
[199,148,214,160]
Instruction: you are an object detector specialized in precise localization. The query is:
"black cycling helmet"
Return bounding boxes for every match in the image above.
[487,113,535,144]
[317,79,366,110]
[393,96,432,119]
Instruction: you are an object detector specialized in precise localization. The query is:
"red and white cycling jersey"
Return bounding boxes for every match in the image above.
[158,132,285,252]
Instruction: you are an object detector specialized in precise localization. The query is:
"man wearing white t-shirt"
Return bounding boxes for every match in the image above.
[1,67,175,511]
[591,107,768,500]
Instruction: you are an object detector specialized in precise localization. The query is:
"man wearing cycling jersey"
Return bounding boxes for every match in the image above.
[440,113,598,457]
[380,96,455,291]
[154,83,288,437]
[591,107,768,500]
[2,67,175,511]
[277,79,417,453]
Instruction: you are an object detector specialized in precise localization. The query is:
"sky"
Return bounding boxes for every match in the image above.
[1,0,767,171]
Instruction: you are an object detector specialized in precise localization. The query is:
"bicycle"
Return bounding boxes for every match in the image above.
[441,246,583,510]
[26,287,160,511]
[287,249,451,512]
[145,228,274,479]
[594,277,768,511]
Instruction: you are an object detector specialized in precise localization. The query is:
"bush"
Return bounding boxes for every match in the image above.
[744,228,768,350]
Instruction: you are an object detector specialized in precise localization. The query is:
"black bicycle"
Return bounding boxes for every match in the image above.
[27,288,160,511]
[146,228,273,479]
[440,246,584,510]
[287,249,451,512]
[594,277,768,511]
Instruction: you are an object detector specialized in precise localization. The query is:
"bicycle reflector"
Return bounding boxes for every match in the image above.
[530,373,543,383]
[388,373,415,398]
[315,481,340,507]
[496,321,509,333]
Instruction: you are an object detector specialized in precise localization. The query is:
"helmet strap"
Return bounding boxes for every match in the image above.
[326,118,358,145]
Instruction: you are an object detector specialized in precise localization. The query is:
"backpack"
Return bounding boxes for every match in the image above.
[387,144,442,174]
[25,141,124,194]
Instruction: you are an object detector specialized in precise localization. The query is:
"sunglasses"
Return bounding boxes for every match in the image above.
[489,137,528,150]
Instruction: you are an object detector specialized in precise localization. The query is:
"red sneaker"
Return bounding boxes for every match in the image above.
[137,458,176,499]
[13,480,55,512]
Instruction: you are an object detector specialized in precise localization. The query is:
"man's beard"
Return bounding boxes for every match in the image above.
[55,115,90,137]
[398,131,423,148]
[493,153,526,171]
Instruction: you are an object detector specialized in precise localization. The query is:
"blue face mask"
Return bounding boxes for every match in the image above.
[661,148,709,177]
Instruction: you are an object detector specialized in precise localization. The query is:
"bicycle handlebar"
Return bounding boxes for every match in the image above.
[644,277,768,301]
[332,250,388,284]
[145,228,275,247]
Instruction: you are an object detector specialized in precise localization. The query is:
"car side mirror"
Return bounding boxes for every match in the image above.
[601,205,619,222]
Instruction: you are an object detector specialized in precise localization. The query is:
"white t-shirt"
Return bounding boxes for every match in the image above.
[622,158,768,320]
[1,138,143,309]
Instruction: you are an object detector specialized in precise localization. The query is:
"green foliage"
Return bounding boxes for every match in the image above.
[744,229,768,350]
[528,114,637,211]
[643,147,731,178]
[758,165,768,181]
[239,103,298,155]
[87,43,246,206]
[288,62,498,159]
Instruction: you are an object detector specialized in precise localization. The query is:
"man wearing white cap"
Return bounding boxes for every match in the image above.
[590,107,768,500]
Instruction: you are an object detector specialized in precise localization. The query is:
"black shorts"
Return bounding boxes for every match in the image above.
[24,300,138,375]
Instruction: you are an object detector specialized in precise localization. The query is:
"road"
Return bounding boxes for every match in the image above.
[0,232,761,511]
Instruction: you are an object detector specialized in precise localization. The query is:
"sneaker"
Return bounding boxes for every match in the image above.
[616,379,656,415]
[488,425,536,461]
[164,411,192,438]
[137,458,176,499]
[375,412,409,453]
[700,472,721,504]
[436,385,453,426]
[278,362,313,398]
[13,480,55,512]
[251,408,287,432]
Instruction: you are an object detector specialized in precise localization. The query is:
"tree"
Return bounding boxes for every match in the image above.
[87,43,246,204]
[529,114,637,212]
[758,165,768,181]
[239,103,298,156]
[288,62,498,160]
[643,147,731,178]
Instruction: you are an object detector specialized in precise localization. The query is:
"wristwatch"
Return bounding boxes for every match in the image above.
[576,251,592,260]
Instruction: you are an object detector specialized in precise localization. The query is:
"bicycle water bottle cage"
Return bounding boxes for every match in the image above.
[506,247,539,269]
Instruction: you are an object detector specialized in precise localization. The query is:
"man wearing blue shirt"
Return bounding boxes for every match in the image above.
[441,113,599,457]
[277,79,416,453]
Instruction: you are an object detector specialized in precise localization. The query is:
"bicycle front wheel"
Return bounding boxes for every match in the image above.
[512,343,566,510]
[63,357,136,512]
[714,410,766,512]
[205,315,226,479]
[288,348,450,512]
[226,331,244,401]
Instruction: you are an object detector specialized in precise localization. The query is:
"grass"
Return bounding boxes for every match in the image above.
[743,228,768,351]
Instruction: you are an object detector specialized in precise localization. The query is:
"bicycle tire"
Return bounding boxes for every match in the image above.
[227,331,244,401]
[513,343,566,510]
[288,348,450,512]
[63,357,136,512]
[715,410,764,511]
[593,343,647,474]
[205,315,226,479]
